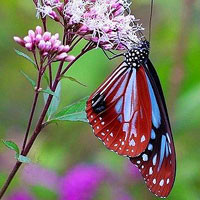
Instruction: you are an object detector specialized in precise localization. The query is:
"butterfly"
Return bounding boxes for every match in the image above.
[86,40,176,197]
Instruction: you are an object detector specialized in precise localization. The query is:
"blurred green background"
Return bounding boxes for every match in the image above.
[0,0,200,199]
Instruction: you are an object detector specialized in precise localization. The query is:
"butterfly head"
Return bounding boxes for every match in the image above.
[124,40,150,68]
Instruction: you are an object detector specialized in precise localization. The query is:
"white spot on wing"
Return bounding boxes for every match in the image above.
[149,167,153,175]
[129,139,135,146]
[151,129,156,139]
[110,133,113,137]
[141,135,145,142]
[159,179,164,186]
[101,132,105,136]
[153,154,157,166]
[166,133,171,143]
[167,178,170,184]
[148,144,153,151]
[153,179,156,184]
[142,154,148,161]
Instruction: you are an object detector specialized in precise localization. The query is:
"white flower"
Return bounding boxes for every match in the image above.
[63,0,87,24]
[63,0,144,50]
[36,0,62,18]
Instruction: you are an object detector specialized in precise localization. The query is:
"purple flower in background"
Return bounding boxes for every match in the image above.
[59,164,107,200]
[22,164,60,191]
[123,160,141,182]
[7,189,34,200]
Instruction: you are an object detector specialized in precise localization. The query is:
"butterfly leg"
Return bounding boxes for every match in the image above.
[102,49,123,60]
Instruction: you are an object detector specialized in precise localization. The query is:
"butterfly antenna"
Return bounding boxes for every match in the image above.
[149,0,154,43]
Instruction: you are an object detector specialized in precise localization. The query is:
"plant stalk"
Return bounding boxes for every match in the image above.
[0,48,91,199]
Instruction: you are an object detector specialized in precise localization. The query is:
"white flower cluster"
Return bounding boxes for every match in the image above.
[35,0,144,50]
[63,0,143,50]
[36,0,62,20]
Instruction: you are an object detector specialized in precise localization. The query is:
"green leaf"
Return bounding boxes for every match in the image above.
[14,49,36,66]
[15,49,50,85]
[41,87,56,96]
[43,72,49,85]
[62,75,87,87]
[21,71,36,88]
[43,82,61,120]
[17,155,31,163]
[2,140,20,155]
[50,96,89,123]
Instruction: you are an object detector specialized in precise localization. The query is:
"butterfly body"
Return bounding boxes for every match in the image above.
[86,40,176,197]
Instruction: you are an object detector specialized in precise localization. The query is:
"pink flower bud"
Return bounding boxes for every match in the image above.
[53,40,61,49]
[57,45,64,53]
[111,3,121,9]
[63,45,70,52]
[25,43,34,51]
[13,36,25,47]
[28,30,35,40]
[55,52,68,60]
[42,52,48,56]
[44,41,52,51]
[54,33,59,40]
[49,36,56,44]
[35,26,43,35]
[102,26,111,33]
[35,34,42,44]
[57,4,64,13]
[49,11,60,22]
[43,32,51,41]
[38,40,46,51]
[78,25,89,34]
[23,36,32,43]
[91,37,99,42]
[65,55,75,62]
[113,7,124,17]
